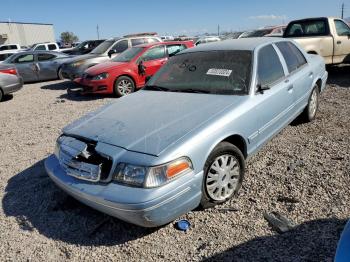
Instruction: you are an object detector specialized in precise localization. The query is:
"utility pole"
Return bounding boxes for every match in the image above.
[217,24,220,36]
[97,24,100,40]
[341,3,344,19]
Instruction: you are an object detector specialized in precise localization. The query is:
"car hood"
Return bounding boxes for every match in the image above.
[64,54,100,64]
[63,91,245,156]
[85,62,129,74]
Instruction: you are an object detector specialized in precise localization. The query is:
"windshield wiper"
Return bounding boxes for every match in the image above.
[171,88,210,94]
[144,85,170,91]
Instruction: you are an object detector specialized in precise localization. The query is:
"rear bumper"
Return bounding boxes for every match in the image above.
[45,154,202,227]
[320,71,328,92]
[3,76,23,95]
[61,66,84,81]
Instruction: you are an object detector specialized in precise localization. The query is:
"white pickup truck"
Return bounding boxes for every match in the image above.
[283,17,350,65]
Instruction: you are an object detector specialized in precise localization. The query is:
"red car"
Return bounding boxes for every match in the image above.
[75,41,194,97]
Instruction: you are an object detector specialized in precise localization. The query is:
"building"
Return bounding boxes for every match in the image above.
[0,21,55,47]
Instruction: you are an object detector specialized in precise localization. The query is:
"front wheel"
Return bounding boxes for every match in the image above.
[200,142,245,209]
[113,76,135,97]
[301,86,319,122]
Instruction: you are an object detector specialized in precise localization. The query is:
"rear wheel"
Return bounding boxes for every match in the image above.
[200,142,245,209]
[58,68,64,80]
[113,76,135,97]
[0,89,3,102]
[301,85,319,122]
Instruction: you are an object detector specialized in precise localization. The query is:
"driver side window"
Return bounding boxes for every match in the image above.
[335,20,350,36]
[141,45,166,61]
[257,45,285,88]
[111,40,129,53]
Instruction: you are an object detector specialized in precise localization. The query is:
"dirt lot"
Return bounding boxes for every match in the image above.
[0,66,349,261]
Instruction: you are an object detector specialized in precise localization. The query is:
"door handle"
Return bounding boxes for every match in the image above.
[337,40,342,44]
[287,85,294,91]
[308,72,313,77]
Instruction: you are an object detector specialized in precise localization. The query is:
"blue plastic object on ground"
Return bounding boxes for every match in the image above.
[335,220,350,262]
[176,219,191,231]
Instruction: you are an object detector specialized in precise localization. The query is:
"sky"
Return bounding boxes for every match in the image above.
[2,0,349,41]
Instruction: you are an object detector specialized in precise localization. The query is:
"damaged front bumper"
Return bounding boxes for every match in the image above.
[45,154,202,227]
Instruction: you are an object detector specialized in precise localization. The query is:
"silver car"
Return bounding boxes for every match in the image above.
[0,70,23,101]
[60,34,161,80]
[45,38,328,227]
[1,51,71,83]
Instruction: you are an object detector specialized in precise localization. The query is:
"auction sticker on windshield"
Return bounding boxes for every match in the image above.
[206,68,232,77]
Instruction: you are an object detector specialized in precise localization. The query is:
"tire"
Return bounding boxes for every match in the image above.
[301,85,319,122]
[200,142,245,209]
[0,89,3,102]
[58,68,64,80]
[113,76,135,97]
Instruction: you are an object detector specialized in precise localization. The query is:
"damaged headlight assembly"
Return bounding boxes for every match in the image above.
[113,157,193,188]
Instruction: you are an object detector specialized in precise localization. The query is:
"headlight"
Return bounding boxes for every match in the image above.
[113,157,193,188]
[71,61,84,67]
[92,72,109,80]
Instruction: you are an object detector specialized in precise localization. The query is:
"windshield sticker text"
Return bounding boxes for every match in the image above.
[207,68,232,77]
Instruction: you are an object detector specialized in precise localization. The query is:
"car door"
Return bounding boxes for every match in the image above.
[275,41,314,114]
[12,53,39,82]
[333,19,350,63]
[137,45,168,86]
[253,44,294,149]
[36,53,59,80]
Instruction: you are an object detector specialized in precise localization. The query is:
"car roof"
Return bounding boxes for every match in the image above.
[13,50,67,56]
[132,41,191,48]
[181,37,290,53]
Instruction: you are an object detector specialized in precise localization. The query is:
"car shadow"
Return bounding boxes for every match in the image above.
[2,160,156,246]
[0,94,14,102]
[327,65,350,87]
[40,80,78,91]
[59,91,116,102]
[204,218,346,262]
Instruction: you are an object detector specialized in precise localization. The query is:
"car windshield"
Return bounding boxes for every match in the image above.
[244,29,272,37]
[90,40,115,54]
[145,50,252,95]
[112,47,144,62]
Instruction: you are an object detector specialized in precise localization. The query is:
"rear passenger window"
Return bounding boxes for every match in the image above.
[38,53,56,61]
[131,38,145,46]
[35,45,46,51]
[9,45,18,50]
[276,42,307,73]
[48,44,57,50]
[257,45,285,87]
[15,54,34,63]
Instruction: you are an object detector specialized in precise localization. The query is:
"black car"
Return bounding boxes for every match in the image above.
[62,40,105,55]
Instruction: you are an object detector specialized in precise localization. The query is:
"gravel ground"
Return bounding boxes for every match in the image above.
[0,66,349,261]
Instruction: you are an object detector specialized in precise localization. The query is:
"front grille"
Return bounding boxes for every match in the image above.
[58,136,112,182]
[83,73,94,80]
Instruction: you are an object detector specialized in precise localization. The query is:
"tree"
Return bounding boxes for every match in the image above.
[60,31,79,44]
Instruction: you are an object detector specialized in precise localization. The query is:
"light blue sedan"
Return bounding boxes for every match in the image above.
[45,38,328,227]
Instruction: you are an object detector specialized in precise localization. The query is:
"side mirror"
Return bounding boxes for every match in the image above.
[257,83,270,94]
[108,49,116,58]
[138,60,146,75]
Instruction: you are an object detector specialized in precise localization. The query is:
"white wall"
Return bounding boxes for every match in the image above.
[0,22,55,46]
